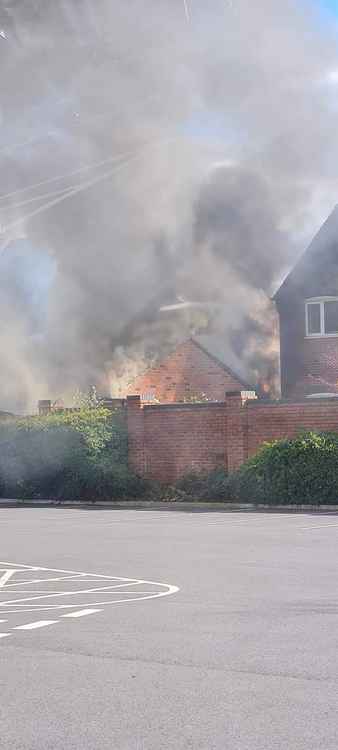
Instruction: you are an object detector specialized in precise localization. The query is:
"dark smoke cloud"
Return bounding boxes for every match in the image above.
[0,0,338,409]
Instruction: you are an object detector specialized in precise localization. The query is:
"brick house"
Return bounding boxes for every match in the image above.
[274,205,338,398]
[127,336,255,403]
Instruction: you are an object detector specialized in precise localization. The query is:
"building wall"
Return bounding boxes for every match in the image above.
[277,297,338,397]
[127,393,338,482]
[278,297,304,397]
[301,336,338,388]
[127,339,247,403]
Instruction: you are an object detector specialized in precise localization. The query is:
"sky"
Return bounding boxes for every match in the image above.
[321,0,338,16]
[326,0,338,10]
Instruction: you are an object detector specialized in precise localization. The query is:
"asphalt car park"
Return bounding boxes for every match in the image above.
[1,507,338,750]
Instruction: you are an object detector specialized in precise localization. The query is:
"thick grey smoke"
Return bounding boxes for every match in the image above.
[0,0,338,409]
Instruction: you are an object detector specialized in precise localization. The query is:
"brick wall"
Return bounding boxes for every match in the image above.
[127,396,227,483]
[246,398,338,456]
[127,339,247,403]
[300,337,338,389]
[127,392,338,482]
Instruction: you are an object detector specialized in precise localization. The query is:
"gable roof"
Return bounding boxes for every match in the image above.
[191,335,255,391]
[127,335,256,395]
[274,204,338,302]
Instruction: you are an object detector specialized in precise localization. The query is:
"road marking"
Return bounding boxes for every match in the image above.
[0,580,146,607]
[0,561,179,615]
[14,620,58,630]
[0,619,7,623]
[0,633,10,638]
[61,608,102,618]
[299,523,338,530]
[0,570,17,586]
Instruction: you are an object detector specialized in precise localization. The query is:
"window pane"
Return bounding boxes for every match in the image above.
[307,303,321,334]
[324,301,338,334]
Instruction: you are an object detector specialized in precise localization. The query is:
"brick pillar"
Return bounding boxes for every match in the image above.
[127,396,145,476]
[226,391,247,472]
[38,400,51,416]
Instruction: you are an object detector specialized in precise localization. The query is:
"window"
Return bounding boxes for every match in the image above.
[325,300,338,333]
[305,297,338,337]
[307,302,321,334]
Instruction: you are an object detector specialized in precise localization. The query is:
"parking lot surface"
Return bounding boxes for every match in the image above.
[1,507,338,750]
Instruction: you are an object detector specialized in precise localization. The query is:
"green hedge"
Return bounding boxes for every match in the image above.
[173,431,338,504]
[3,419,337,505]
[228,431,338,505]
[175,468,229,501]
[0,403,146,501]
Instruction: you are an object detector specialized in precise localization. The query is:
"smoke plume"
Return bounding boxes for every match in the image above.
[1,0,338,410]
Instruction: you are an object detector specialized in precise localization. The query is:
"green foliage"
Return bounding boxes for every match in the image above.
[175,432,338,504]
[228,431,338,505]
[0,399,144,501]
[176,468,229,501]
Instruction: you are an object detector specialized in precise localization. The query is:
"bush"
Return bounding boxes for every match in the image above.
[228,431,338,505]
[0,401,146,501]
[175,468,229,501]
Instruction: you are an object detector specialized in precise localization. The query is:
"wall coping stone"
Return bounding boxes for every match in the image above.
[247,397,338,407]
[143,401,223,411]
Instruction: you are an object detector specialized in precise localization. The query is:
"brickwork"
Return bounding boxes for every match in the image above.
[246,398,338,457]
[127,339,248,403]
[226,392,247,472]
[127,393,338,482]
[127,398,227,483]
[126,396,145,476]
[299,337,338,390]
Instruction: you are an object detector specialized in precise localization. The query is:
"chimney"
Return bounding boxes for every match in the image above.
[38,400,51,416]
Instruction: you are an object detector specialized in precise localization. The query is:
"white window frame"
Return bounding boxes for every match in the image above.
[305,297,338,338]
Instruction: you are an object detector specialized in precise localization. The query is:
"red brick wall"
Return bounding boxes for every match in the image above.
[127,339,246,403]
[300,337,338,388]
[246,399,338,457]
[128,393,338,483]
[127,396,227,483]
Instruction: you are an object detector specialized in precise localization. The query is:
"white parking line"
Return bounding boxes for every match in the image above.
[0,570,16,587]
[0,561,179,616]
[299,523,338,530]
[0,633,10,638]
[14,620,58,630]
[0,619,7,623]
[0,580,145,608]
[61,608,102,618]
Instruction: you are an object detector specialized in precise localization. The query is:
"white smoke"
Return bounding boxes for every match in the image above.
[0,0,337,409]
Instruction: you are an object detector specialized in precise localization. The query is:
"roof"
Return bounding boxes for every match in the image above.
[273,204,338,302]
[191,335,255,391]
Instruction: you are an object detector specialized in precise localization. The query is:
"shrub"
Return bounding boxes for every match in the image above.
[175,468,229,501]
[0,401,146,501]
[228,431,338,505]
[57,456,148,502]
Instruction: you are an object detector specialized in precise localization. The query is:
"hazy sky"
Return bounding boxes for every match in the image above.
[321,0,338,15]
[2,0,338,411]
